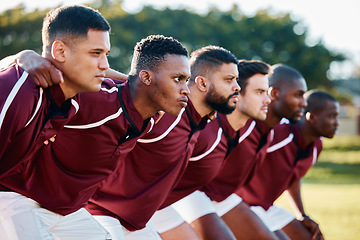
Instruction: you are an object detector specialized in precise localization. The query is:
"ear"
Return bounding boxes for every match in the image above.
[305,111,316,123]
[195,76,208,92]
[139,70,152,86]
[268,87,279,101]
[51,40,66,62]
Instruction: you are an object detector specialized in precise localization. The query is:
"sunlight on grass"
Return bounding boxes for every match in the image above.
[275,135,360,240]
[275,184,360,240]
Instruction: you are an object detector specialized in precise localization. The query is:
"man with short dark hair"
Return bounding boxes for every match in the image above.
[0,5,112,239]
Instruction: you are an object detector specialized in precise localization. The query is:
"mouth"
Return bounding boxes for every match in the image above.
[178,97,188,108]
[296,111,304,117]
[230,96,238,103]
[261,106,268,113]
[96,74,106,81]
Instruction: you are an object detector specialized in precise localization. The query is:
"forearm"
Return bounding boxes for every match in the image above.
[105,68,128,81]
[286,179,306,218]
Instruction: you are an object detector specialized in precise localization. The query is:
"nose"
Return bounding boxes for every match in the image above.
[99,54,110,71]
[233,80,241,93]
[181,82,190,96]
[301,97,308,108]
[264,93,271,105]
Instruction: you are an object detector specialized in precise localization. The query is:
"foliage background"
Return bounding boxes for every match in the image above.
[0,0,345,90]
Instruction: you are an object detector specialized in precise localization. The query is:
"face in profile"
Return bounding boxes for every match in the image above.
[275,78,308,123]
[238,73,271,121]
[311,100,340,138]
[205,63,240,114]
[61,29,110,94]
[149,54,191,116]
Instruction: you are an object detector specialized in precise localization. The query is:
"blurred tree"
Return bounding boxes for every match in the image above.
[0,1,345,89]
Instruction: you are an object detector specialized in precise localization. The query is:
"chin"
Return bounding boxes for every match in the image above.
[166,107,183,116]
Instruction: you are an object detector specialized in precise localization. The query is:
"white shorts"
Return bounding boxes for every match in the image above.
[250,205,295,231]
[212,193,243,217]
[95,215,161,240]
[0,191,111,240]
[172,190,217,223]
[151,205,185,233]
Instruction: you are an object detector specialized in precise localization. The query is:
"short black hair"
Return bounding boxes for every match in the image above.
[268,64,304,88]
[42,5,110,53]
[189,46,238,82]
[305,90,338,114]
[128,35,188,80]
[237,60,270,94]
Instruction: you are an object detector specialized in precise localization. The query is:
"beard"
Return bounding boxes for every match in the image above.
[205,86,238,114]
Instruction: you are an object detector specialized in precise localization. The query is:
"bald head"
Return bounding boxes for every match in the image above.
[305,90,338,114]
[269,64,305,89]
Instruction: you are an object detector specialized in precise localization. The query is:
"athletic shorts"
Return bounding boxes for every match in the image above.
[0,191,111,240]
[212,193,243,217]
[151,205,185,233]
[172,190,217,223]
[250,205,295,231]
[94,216,161,240]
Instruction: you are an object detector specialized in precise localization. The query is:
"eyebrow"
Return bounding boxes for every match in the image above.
[225,74,237,79]
[92,48,110,53]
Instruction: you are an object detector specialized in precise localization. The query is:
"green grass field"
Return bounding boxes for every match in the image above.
[275,135,360,240]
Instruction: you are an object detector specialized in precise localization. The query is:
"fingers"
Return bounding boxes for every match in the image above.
[49,67,64,85]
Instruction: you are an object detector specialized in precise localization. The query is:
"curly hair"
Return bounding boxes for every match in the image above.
[128,35,188,80]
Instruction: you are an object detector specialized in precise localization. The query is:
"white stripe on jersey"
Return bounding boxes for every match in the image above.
[25,88,44,127]
[137,108,186,143]
[71,99,80,114]
[266,133,294,153]
[312,146,317,165]
[0,71,29,130]
[147,118,155,133]
[238,120,256,144]
[100,86,118,93]
[189,127,223,161]
[64,107,123,129]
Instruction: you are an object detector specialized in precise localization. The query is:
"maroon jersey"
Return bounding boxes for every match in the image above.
[201,120,273,202]
[0,64,78,178]
[86,100,207,231]
[0,80,152,216]
[162,114,256,207]
[237,123,323,210]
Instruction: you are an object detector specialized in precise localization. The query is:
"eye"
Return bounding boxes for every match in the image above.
[174,77,181,82]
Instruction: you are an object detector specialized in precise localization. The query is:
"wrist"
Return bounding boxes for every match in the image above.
[301,213,310,219]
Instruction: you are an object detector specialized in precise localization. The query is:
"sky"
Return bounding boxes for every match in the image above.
[1,0,360,79]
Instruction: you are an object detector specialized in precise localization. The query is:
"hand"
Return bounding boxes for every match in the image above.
[301,216,324,240]
[16,50,63,88]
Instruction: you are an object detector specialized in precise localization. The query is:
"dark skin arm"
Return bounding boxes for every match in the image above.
[287,179,324,240]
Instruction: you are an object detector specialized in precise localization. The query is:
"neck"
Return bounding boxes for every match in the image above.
[299,119,319,146]
[264,105,282,129]
[59,81,76,100]
[188,84,212,118]
[226,110,249,131]
[129,82,156,120]
[45,56,75,100]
